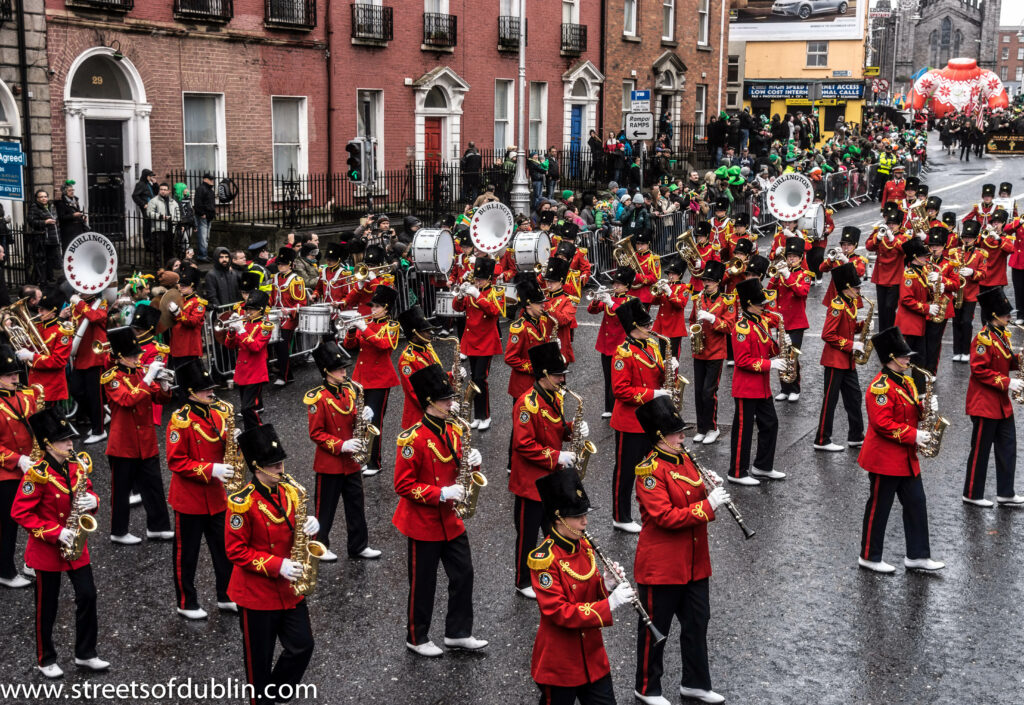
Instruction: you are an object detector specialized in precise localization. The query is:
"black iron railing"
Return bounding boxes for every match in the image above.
[66,0,134,11]
[174,0,233,22]
[423,12,457,48]
[497,15,525,50]
[351,2,393,41]
[265,0,316,29]
[560,23,587,55]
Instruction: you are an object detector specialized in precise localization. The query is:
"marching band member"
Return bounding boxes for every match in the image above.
[553,240,584,300]
[505,278,554,402]
[588,266,635,419]
[689,261,735,445]
[395,364,487,657]
[942,211,959,246]
[923,227,961,373]
[24,289,73,406]
[806,192,834,283]
[729,212,756,252]
[226,425,317,705]
[1006,208,1024,322]
[950,220,988,362]
[813,263,866,453]
[689,222,721,296]
[729,279,785,486]
[269,247,308,386]
[610,299,668,532]
[998,182,1018,218]
[452,257,505,431]
[11,408,107,677]
[924,196,944,231]
[631,230,662,308]
[0,346,42,589]
[651,258,690,359]
[448,228,475,340]
[130,304,167,426]
[344,244,392,318]
[898,176,921,221]
[962,183,1000,229]
[962,289,1024,508]
[857,326,944,574]
[166,360,236,619]
[721,239,753,294]
[978,209,1014,293]
[819,227,868,305]
[397,305,445,429]
[552,220,592,293]
[634,396,727,705]
[341,285,400,475]
[894,238,935,387]
[510,342,588,599]
[529,469,631,704]
[224,290,273,430]
[306,341,380,560]
[541,257,578,362]
[70,291,110,445]
[866,205,911,333]
[768,218,809,262]
[767,237,812,402]
[709,198,734,259]
[166,267,206,374]
[313,242,351,306]
[103,327,173,545]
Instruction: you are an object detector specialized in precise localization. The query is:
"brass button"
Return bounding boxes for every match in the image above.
[269,543,274,548]
[59,513,64,518]
[686,491,691,496]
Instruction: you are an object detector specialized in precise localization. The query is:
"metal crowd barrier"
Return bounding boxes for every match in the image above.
[200,302,321,379]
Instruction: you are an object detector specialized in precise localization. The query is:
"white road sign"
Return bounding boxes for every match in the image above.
[625,112,655,140]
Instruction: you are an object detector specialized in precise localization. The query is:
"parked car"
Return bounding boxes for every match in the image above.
[771,0,849,20]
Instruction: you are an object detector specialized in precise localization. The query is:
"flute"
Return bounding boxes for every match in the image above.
[681,447,756,540]
[581,530,666,647]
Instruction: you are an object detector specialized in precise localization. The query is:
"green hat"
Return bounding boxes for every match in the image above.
[727,165,742,177]
[668,184,679,192]
[714,166,729,179]
[728,175,745,186]
[562,189,574,200]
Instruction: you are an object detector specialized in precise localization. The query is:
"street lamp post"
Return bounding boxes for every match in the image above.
[509,0,531,216]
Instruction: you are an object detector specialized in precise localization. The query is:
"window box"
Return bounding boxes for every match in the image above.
[351,3,393,43]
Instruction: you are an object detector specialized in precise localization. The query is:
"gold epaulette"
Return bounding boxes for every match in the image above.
[870,377,890,395]
[261,321,275,331]
[197,297,209,307]
[521,390,539,414]
[58,321,75,335]
[26,462,49,484]
[527,538,555,570]
[451,421,464,437]
[977,331,993,347]
[764,290,778,303]
[830,297,846,310]
[735,319,751,334]
[567,293,581,304]
[169,408,192,429]
[635,455,657,477]
[75,451,93,475]
[509,317,526,334]
[155,342,170,354]
[397,424,421,447]
[980,249,990,258]
[615,341,633,358]
[722,292,737,304]
[99,368,118,385]
[227,484,255,514]
[579,247,588,255]
[304,386,324,405]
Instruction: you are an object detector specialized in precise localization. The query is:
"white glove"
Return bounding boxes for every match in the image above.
[707,486,731,511]
[69,294,82,306]
[916,231,927,241]
[884,231,895,242]
[990,231,1001,241]
[602,561,624,591]
[466,448,482,467]
[450,400,461,415]
[555,335,562,349]
[459,366,469,380]
[557,450,577,467]
[777,266,791,279]
[15,349,34,362]
[959,267,974,277]
[770,358,787,371]
[440,484,467,503]
[668,357,679,373]
[230,320,245,333]
[929,395,939,415]
[211,463,235,483]
[357,279,366,290]
[852,341,865,353]
[361,405,374,422]
[696,310,715,323]
[353,318,368,331]
[928,304,940,317]
[341,438,365,455]
[279,558,303,582]
[607,581,636,612]
[838,253,849,263]
[464,285,481,299]
[303,516,320,536]
[168,301,180,315]
[142,360,164,385]
[599,292,613,306]
[366,270,378,281]
[709,470,723,485]
[1008,378,1024,393]
[75,493,98,512]
[915,430,932,447]
[58,528,76,548]
[652,389,672,399]
[577,421,590,438]
[17,455,32,473]
[927,271,939,283]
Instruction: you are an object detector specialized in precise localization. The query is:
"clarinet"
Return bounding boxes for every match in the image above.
[581,530,666,647]
[681,447,756,540]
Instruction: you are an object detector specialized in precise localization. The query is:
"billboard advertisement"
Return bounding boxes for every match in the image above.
[729,0,866,42]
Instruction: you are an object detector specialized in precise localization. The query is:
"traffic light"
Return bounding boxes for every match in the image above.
[346,139,366,183]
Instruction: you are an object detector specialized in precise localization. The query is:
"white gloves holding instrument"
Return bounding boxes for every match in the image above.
[279,558,303,582]
[143,360,164,385]
[928,304,941,317]
[74,493,98,512]
[341,438,365,455]
[230,319,245,334]
[466,449,482,467]
[168,301,180,315]
[959,266,974,277]
[696,310,716,324]
[915,430,932,447]
[211,463,235,483]
[708,487,731,511]
[884,230,895,242]
[361,406,374,422]
[599,292,613,306]
[353,318,368,331]
[463,285,481,299]
[652,389,672,399]
[577,421,590,438]
[852,341,865,353]
[927,271,940,284]
[770,358,787,371]
[302,516,320,536]
[15,349,34,362]
[18,455,33,473]
[602,561,625,591]
[58,528,76,548]
[440,484,467,503]
[557,451,577,467]
[608,581,636,612]
[1008,378,1024,393]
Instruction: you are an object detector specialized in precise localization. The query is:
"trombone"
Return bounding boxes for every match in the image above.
[337,263,396,284]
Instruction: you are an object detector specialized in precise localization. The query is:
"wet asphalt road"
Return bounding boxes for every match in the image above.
[4,142,1024,705]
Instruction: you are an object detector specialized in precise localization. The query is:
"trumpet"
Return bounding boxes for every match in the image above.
[650,278,672,297]
[334,311,377,335]
[213,311,262,333]
[767,257,788,278]
[824,248,842,262]
[337,263,396,284]
[725,257,746,276]
[585,285,611,302]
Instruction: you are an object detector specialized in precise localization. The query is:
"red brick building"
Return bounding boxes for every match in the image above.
[996,27,1024,98]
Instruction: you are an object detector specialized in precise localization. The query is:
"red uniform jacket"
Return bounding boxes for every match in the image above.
[225,317,273,386]
[732,314,780,399]
[1007,218,1024,270]
[453,286,505,357]
[978,226,1015,287]
[880,179,906,209]
[344,274,395,317]
[544,290,578,363]
[496,250,518,283]
[399,341,443,428]
[611,337,664,434]
[225,481,305,610]
[652,283,690,338]
[820,295,865,370]
[952,245,988,303]
[820,254,868,305]
[448,252,473,287]
[894,266,931,337]
[166,402,229,515]
[167,294,206,358]
[392,415,472,542]
[11,453,99,572]
[962,201,999,228]
[29,319,73,402]
[858,370,923,477]
[271,273,307,332]
[587,296,629,357]
[967,326,1018,420]
[688,242,721,294]
[305,382,360,475]
[634,448,713,585]
[630,252,661,304]
[314,264,353,304]
[529,529,614,687]
[689,291,737,361]
[866,226,911,287]
[0,386,42,481]
[104,365,171,458]
[343,318,400,389]
[709,218,734,258]
[767,267,812,331]
[505,314,554,398]
[71,299,109,370]
[768,228,811,261]
[509,386,572,501]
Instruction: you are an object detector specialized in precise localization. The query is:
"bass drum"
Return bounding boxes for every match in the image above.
[797,203,825,239]
[411,228,455,274]
[512,230,551,270]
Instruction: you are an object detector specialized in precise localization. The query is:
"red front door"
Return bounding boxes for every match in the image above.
[425,117,443,202]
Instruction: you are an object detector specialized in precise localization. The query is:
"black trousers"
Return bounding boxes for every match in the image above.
[860,473,931,562]
[35,565,98,666]
[314,472,368,557]
[71,366,104,436]
[537,673,615,705]
[964,415,1017,500]
[238,382,264,430]
[903,334,927,389]
[172,511,232,610]
[273,329,295,382]
[815,366,864,445]
[467,355,492,420]
[635,580,712,697]
[513,496,550,589]
[108,455,170,536]
[613,431,651,523]
[1013,269,1024,319]
[0,479,20,579]
[953,301,977,356]
[692,359,723,435]
[922,320,946,374]
[960,141,971,161]
[601,354,614,414]
[362,388,390,470]
[405,533,474,645]
[239,601,314,705]
[876,285,899,334]
[729,398,778,478]
[779,328,804,395]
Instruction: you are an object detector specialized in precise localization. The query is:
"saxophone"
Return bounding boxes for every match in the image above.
[909,364,948,458]
[950,248,967,310]
[775,314,801,384]
[450,411,487,520]
[348,380,380,466]
[437,335,480,413]
[1008,325,1024,405]
[562,386,597,479]
[281,473,327,596]
[926,261,949,324]
[852,298,875,366]
[59,453,98,562]
[218,400,247,495]
[690,295,706,356]
[652,332,689,414]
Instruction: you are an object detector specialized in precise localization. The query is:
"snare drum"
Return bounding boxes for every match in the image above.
[298,304,332,335]
[411,228,455,274]
[497,284,518,304]
[434,291,463,318]
[512,230,551,270]
[266,309,284,343]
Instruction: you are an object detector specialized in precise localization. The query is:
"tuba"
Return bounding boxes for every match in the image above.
[612,235,643,273]
[675,229,704,275]
[282,473,327,596]
[63,232,118,359]
[0,298,47,355]
[765,173,814,222]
